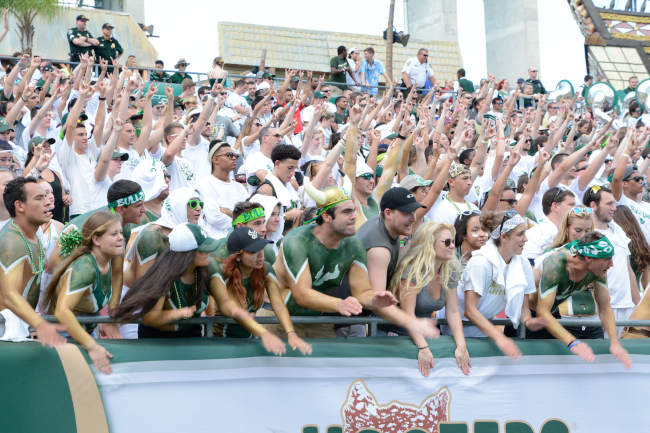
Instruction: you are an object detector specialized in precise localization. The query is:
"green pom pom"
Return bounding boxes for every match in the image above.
[59,229,83,258]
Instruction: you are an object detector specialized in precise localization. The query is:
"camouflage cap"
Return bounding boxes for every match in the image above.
[448,163,470,179]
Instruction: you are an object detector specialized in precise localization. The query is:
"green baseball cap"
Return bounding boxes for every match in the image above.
[151,97,164,107]
[313,91,327,99]
[0,117,13,133]
[291,77,299,82]
[97,150,129,162]
[60,112,88,128]
[262,73,275,79]
[27,136,56,153]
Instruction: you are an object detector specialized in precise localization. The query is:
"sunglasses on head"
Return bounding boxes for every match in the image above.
[552,185,568,201]
[572,207,593,214]
[188,199,204,209]
[461,209,481,217]
[360,173,374,180]
[442,238,455,247]
[498,209,518,235]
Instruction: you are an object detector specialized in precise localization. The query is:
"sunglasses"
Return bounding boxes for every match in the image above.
[461,209,481,217]
[498,209,518,235]
[269,134,282,139]
[217,152,240,159]
[252,123,261,127]
[360,173,374,180]
[188,199,204,209]
[500,198,518,206]
[552,185,568,201]
[442,238,455,247]
[627,176,644,182]
[572,207,593,214]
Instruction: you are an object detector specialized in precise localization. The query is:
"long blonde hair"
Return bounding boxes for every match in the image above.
[548,206,594,249]
[389,222,460,301]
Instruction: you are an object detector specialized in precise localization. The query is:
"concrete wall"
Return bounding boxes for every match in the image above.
[405,0,459,44]
[99,0,145,24]
[484,0,541,85]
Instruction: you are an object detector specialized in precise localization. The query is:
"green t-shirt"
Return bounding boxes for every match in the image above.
[169,73,188,85]
[330,56,349,85]
[0,222,46,309]
[281,225,367,316]
[60,254,112,332]
[213,261,276,338]
[334,111,347,124]
[210,232,276,265]
[458,77,475,94]
[538,251,606,313]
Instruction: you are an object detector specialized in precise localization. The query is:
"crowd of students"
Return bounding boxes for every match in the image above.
[0,41,649,378]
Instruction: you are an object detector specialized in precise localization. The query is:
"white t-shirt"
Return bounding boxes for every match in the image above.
[196,174,248,240]
[522,218,558,261]
[346,58,362,87]
[617,194,650,246]
[455,254,536,338]
[597,222,634,309]
[58,138,101,215]
[245,151,274,194]
[89,176,112,209]
[511,154,535,184]
[429,194,479,226]
[401,58,434,88]
[182,136,211,183]
[166,155,196,191]
[226,92,250,119]
[300,105,315,124]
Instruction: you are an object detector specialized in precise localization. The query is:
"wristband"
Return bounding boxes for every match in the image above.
[481,140,489,144]
[286,331,296,335]
[623,153,630,159]
[98,97,106,101]
[208,93,217,100]
[396,133,406,140]
[568,339,581,349]
[21,96,27,103]
[417,346,429,350]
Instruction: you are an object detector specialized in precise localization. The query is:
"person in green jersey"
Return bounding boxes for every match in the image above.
[151,60,171,83]
[0,177,66,347]
[269,175,440,339]
[113,223,218,338]
[41,211,123,374]
[211,227,312,356]
[534,232,632,369]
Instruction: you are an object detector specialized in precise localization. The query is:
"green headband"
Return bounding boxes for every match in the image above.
[232,207,265,227]
[569,237,615,258]
[108,190,145,209]
[303,198,351,225]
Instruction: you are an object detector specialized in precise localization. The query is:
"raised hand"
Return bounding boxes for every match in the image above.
[113,117,125,132]
[147,82,158,99]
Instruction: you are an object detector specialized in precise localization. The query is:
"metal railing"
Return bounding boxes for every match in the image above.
[3,315,649,339]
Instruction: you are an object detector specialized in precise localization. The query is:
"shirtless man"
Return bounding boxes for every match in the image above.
[270,176,439,339]
[534,231,632,368]
[0,177,65,346]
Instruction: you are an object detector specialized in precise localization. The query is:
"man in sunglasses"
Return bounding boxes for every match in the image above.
[611,161,650,246]
[401,48,435,97]
[525,66,546,95]
[197,141,247,239]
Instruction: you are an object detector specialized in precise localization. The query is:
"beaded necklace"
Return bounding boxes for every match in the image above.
[173,269,198,319]
[446,195,471,214]
[11,221,45,275]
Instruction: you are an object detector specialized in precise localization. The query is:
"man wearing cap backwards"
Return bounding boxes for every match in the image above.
[198,140,248,239]
[431,163,479,226]
[611,139,650,245]
[270,177,439,339]
[300,91,328,125]
[67,14,99,62]
[169,59,190,85]
[0,177,67,347]
[532,232,631,368]
[94,23,123,70]
[583,186,639,337]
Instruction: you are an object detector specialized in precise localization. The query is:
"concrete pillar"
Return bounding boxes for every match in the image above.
[484,0,540,85]
[405,0,458,44]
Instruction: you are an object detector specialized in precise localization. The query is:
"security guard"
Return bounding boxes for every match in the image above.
[67,14,99,63]
[95,23,123,70]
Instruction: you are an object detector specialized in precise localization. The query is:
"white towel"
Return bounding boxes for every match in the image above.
[264,173,300,210]
[472,242,528,327]
[0,309,32,342]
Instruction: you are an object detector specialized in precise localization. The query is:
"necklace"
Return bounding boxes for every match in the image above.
[173,269,198,319]
[11,221,45,275]
[570,259,588,292]
[446,195,471,214]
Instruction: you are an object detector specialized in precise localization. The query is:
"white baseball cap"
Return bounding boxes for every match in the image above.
[169,223,219,253]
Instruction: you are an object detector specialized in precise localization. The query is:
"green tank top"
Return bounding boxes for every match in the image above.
[164,260,212,331]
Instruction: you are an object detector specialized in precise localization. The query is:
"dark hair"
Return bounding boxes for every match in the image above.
[112,250,207,323]
[331,132,341,146]
[364,47,375,55]
[459,148,476,166]
[424,145,435,162]
[457,68,466,77]
[107,180,142,207]
[550,153,568,171]
[335,96,346,105]
[315,205,337,225]
[337,45,347,55]
[295,207,317,228]
[614,205,650,273]
[155,60,164,66]
[516,174,529,194]
[629,102,640,115]
[67,98,78,111]
[197,86,210,96]
[271,144,301,164]
[576,231,606,260]
[454,213,483,246]
[533,135,548,151]
[542,187,575,216]
[235,79,246,88]
[584,74,593,82]
[3,177,38,218]
[232,201,263,223]
[251,96,265,110]
[583,186,612,208]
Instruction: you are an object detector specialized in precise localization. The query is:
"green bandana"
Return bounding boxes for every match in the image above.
[108,190,145,209]
[568,237,615,258]
[232,207,265,227]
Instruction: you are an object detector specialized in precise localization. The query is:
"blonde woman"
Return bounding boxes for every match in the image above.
[378,222,470,377]
[124,55,148,81]
[207,57,230,89]
[545,206,594,252]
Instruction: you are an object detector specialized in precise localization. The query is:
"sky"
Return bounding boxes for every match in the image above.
[144,0,586,91]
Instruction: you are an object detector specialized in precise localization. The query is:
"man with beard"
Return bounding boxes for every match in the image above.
[0,177,66,346]
[270,176,439,339]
